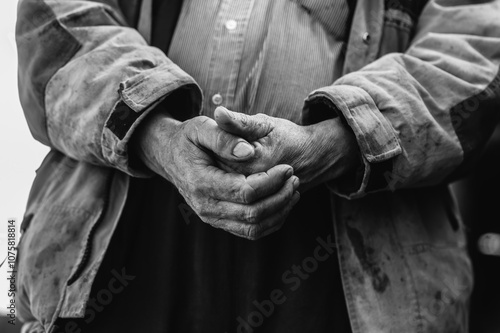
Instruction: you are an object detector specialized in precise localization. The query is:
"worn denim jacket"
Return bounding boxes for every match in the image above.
[15,0,500,332]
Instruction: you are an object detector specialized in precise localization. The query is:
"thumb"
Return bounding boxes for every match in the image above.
[214,106,271,142]
[190,116,255,161]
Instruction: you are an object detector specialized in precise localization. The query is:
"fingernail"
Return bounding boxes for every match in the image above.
[285,167,293,179]
[292,191,301,205]
[215,106,227,113]
[219,106,234,117]
[292,176,300,189]
[233,142,254,158]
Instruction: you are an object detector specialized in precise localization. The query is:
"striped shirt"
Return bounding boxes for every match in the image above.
[168,0,353,122]
[89,1,356,332]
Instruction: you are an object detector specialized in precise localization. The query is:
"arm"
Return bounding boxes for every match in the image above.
[16,0,201,176]
[17,0,299,239]
[303,0,500,198]
[213,1,500,197]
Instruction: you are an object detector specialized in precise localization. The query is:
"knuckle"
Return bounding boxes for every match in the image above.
[189,195,213,218]
[257,171,268,178]
[215,129,231,152]
[254,113,268,120]
[241,183,257,204]
[255,113,270,123]
[191,200,205,216]
[236,113,250,127]
[208,217,221,226]
[245,225,261,241]
[189,116,213,135]
[256,114,273,133]
[194,115,211,125]
[196,203,211,217]
[190,180,208,197]
[206,217,224,230]
[243,208,260,224]
[198,215,211,224]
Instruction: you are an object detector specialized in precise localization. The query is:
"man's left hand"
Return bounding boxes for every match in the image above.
[214,106,362,192]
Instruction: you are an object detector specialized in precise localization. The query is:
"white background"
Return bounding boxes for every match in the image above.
[0,0,50,315]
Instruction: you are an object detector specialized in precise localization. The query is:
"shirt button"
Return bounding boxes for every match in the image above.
[225,19,238,30]
[362,32,371,44]
[212,93,223,105]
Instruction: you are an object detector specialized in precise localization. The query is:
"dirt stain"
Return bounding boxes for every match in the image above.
[346,224,390,293]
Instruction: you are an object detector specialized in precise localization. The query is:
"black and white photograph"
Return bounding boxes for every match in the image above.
[1,0,500,332]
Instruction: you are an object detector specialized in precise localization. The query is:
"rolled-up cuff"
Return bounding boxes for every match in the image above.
[102,63,203,177]
[303,84,402,198]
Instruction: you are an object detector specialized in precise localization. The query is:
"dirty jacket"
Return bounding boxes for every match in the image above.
[15,0,500,332]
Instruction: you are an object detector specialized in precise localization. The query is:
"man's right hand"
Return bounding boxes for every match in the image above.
[132,111,300,240]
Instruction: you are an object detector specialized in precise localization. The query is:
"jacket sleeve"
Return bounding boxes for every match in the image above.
[303,0,500,199]
[16,0,202,176]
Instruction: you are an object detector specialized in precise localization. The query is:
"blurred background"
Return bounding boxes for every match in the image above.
[0,1,499,333]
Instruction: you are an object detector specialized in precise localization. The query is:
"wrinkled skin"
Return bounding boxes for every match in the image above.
[134,110,300,240]
[213,107,361,193]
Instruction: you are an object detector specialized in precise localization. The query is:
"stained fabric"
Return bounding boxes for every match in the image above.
[167,0,353,121]
[56,178,351,332]
[55,0,356,331]
[16,0,499,331]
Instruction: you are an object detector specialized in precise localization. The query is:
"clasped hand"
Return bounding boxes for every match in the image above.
[135,105,357,240]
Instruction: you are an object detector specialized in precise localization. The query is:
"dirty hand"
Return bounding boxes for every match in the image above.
[213,106,361,192]
[133,111,300,240]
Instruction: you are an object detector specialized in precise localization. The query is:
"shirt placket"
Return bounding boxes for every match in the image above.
[203,0,255,118]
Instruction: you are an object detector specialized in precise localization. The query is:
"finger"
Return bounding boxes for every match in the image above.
[202,173,299,223]
[245,165,296,202]
[190,116,256,160]
[214,106,271,142]
[200,164,295,204]
[215,155,271,176]
[212,191,301,240]
[250,190,299,239]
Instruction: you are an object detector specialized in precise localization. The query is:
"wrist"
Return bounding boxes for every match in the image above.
[325,118,362,178]
[298,118,362,189]
[131,110,181,181]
